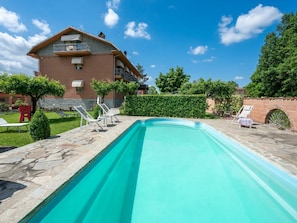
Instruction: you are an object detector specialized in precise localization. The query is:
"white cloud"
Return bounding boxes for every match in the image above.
[192,56,215,64]
[0,6,27,33]
[202,56,215,62]
[104,8,119,28]
[234,76,244,80]
[188,45,208,55]
[124,21,151,39]
[0,16,51,75]
[150,64,156,68]
[132,51,139,55]
[32,19,51,35]
[106,0,121,10]
[219,4,283,45]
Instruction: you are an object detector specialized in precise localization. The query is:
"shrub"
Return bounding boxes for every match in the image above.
[0,102,9,111]
[14,98,28,107]
[268,109,290,130]
[212,95,243,117]
[30,109,51,141]
[123,95,207,118]
[93,104,100,119]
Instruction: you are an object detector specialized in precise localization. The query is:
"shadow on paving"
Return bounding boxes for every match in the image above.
[0,180,27,204]
[0,146,17,153]
[251,132,297,146]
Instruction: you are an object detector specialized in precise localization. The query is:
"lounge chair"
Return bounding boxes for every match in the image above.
[231,105,253,124]
[73,106,105,132]
[96,96,119,124]
[0,118,29,133]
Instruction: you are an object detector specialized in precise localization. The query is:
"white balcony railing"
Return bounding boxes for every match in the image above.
[53,43,91,53]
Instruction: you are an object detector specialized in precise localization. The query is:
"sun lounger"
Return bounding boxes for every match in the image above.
[98,103,119,124]
[238,118,253,128]
[231,105,253,124]
[73,106,105,132]
[96,96,119,124]
[0,118,29,133]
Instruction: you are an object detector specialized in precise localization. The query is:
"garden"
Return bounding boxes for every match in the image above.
[0,111,82,148]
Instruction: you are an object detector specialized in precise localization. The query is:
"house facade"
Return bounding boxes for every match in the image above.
[27,27,142,110]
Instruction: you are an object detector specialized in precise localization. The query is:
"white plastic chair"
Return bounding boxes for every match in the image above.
[73,106,105,132]
[96,96,119,124]
[231,105,253,124]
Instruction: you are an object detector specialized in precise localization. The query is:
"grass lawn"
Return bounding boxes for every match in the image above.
[0,111,82,147]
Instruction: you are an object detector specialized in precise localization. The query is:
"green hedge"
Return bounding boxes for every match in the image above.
[123,95,207,118]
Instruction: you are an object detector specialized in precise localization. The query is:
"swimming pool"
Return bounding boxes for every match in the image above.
[21,118,297,223]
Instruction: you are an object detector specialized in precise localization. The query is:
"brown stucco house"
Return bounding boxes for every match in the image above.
[27,27,142,110]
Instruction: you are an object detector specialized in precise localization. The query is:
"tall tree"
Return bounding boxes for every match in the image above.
[0,74,65,113]
[135,63,149,84]
[155,66,190,93]
[246,12,297,97]
[179,78,210,95]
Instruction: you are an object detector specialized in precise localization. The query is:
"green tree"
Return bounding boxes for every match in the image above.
[246,12,297,97]
[147,86,158,94]
[179,78,237,116]
[155,66,190,93]
[0,74,65,113]
[179,78,212,96]
[113,80,139,95]
[90,79,113,102]
[136,63,149,84]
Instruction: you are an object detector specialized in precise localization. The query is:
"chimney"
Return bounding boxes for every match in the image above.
[98,32,105,39]
[124,51,127,56]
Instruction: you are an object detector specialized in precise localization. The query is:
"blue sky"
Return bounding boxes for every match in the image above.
[0,0,296,87]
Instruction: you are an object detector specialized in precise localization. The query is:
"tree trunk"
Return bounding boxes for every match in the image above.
[31,97,37,114]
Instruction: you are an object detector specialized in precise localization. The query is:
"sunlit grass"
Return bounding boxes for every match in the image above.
[0,111,82,147]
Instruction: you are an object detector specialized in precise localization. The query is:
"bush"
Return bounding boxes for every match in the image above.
[30,109,51,141]
[268,109,290,130]
[93,104,100,119]
[123,95,207,118]
[0,102,9,111]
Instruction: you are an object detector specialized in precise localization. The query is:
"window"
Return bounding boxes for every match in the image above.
[76,87,83,93]
[75,64,83,70]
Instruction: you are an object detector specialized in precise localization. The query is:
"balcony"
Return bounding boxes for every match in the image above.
[115,68,138,82]
[53,43,91,56]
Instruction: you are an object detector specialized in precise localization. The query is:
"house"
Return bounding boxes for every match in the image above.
[27,27,142,110]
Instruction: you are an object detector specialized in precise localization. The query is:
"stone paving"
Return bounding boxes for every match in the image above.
[0,116,297,222]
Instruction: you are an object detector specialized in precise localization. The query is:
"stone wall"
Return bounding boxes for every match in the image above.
[244,98,297,132]
[39,98,119,110]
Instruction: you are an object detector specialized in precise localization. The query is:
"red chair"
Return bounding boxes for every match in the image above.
[19,105,31,122]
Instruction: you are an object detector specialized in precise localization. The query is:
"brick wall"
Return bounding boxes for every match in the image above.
[40,54,114,100]
[244,98,297,132]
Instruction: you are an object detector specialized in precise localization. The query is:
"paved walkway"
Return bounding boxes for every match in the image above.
[0,116,297,222]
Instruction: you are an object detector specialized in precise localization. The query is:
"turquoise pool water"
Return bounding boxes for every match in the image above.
[22,118,297,223]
